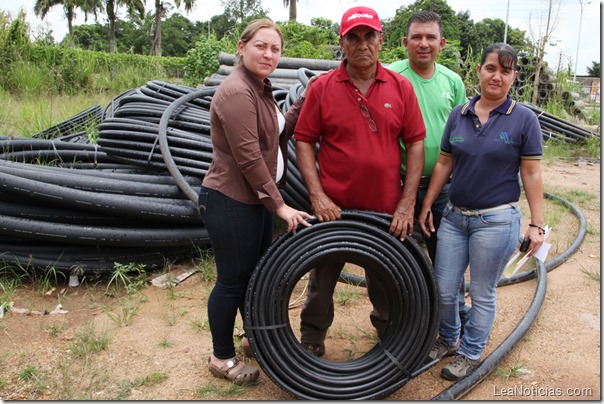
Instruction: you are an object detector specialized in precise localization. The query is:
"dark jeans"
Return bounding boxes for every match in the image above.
[199,186,274,359]
[415,184,471,326]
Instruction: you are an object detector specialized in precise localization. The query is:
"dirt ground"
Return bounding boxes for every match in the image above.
[0,158,600,401]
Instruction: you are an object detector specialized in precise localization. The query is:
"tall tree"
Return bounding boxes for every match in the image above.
[283,0,297,21]
[151,0,195,56]
[220,0,265,24]
[104,0,144,53]
[34,0,99,47]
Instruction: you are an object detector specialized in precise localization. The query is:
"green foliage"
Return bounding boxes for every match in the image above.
[379,46,407,65]
[106,262,147,295]
[183,35,230,87]
[586,61,600,77]
[280,20,338,51]
[102,296,143,327]
[69,322,111,358]
[220,0,267,24]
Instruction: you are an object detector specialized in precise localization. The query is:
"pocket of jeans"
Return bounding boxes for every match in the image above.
[198,189,209,225]
[480,209,513,225]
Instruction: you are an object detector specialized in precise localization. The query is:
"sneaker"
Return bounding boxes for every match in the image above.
[301,342,325,357]
[441,354,480,381]
[428,339,459,361]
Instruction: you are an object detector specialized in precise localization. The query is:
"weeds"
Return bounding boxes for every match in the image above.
[158,337,173,348]
[0,277,19,307]
[195,382,249,398]
[102,296,142,327]
[194,246,217,282]
[0,260,65,296]
[44,324,64,338]
[586,224,600,236]
[18,363,47,396]
[115,372,168,399]
[69,322,111,358]
[580,266,600,282]
[19,364,42,381]
[335,285,362,306]
[496,362,528,380]
[106,262,147,295]
[189,316,209,333]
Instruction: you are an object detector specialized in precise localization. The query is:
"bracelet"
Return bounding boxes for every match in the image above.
[529,223,545,235]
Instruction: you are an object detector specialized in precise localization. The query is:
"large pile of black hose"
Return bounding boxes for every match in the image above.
[0,76,311,274]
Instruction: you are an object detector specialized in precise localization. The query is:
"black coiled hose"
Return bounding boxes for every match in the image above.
[244,210,438,400]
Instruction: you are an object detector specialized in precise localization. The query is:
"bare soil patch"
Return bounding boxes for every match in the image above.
[0,158,600,400]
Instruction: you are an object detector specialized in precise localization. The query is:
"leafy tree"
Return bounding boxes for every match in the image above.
[161,13,204,56]
[34,0,101,48]
[381,0,460,52]
[469,18,529,57]
[586,61,600,77]
[184,35,225,86]
[104,0,145,53]
[71,22,106,51]
[278,20,337,58]
[220,0,266,24]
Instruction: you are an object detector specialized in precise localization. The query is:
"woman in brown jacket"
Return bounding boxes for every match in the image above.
[199,18,313,385]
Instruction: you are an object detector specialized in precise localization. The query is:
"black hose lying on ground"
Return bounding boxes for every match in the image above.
[245,210,438,400]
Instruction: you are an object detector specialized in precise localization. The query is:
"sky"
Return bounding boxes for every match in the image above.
[1,0,601,75]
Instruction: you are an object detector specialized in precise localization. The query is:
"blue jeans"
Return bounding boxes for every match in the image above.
[199,186,274,359]
[435,202,521,360]
[416,184,470,325]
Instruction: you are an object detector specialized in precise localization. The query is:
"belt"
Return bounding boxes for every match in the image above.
[451,203,518,216]
[401,174,451,188]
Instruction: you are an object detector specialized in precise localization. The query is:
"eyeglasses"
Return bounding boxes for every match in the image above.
[360,104,377,132]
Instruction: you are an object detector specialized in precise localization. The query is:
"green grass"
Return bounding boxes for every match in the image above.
[44,324,64,338]
[194,382,250,398]
[105,262,147,296]
[102,296,142,327]
[0,90,117,138]
[194,246,217,283]
[69,322,111,358]
[496,362,528,380]
[158,337,173,348]
[335,285,362,306]
[115,372,169,400]
[580,266,600,282]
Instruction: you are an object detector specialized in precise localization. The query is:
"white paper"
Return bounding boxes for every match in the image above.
[502,225,552,279]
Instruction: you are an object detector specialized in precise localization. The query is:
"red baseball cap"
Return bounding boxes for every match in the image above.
[340,6,382,37]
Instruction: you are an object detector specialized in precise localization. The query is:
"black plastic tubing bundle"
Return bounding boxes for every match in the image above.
[244,210,438,400]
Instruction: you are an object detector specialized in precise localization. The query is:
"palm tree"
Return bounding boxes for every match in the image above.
[283,0,297,21]
[151,0,195,56]
[34,0,99,47]
[104,0,145,53]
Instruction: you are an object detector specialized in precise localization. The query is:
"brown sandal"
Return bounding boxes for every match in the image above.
[208,356,259,385]
[241,335,254,358]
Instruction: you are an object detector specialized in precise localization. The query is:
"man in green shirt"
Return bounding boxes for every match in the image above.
[387,11,470,327]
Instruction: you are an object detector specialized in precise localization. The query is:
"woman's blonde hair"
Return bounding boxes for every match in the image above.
[235,18,284,66]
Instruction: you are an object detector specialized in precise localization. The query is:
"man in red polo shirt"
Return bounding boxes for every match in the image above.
[294,6,426,357]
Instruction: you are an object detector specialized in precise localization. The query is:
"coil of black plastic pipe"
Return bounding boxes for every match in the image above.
[244,210,439,400]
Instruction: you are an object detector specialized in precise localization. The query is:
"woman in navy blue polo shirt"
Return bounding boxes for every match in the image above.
[417,43,545,381]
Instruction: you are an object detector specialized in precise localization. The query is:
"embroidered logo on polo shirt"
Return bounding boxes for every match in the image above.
[496,131,514,145]
[384,103,392,108]
[450,136,464,143]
